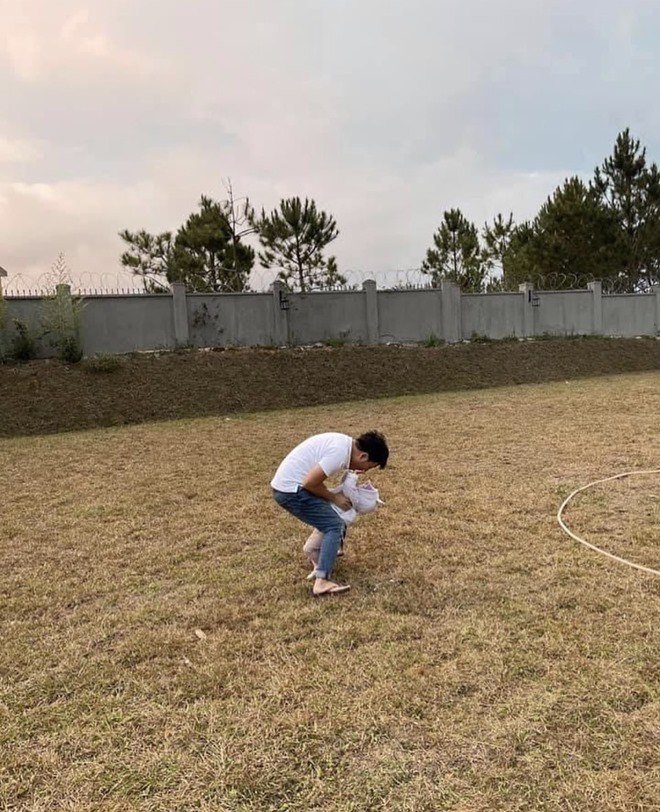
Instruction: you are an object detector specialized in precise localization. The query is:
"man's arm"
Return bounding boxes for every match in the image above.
[302,465,352,510]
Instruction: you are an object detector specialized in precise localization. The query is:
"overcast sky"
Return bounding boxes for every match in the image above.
[1,0,659,289]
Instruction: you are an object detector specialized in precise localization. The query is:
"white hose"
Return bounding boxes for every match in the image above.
[557,469,660,577]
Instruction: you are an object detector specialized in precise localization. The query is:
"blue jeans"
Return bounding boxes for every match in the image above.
[272,487,346,580]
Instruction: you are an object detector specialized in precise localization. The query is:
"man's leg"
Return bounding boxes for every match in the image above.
[273,488,348,591]
[312,516,346,582]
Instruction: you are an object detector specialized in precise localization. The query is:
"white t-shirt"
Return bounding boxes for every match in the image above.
[271,432,353,493]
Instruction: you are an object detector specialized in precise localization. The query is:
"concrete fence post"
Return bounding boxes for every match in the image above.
[519,282,535,338]
[271,280,289,345]
[653,284,660,336]
[56,284,74,326]
[588,280,603,335]
[434,285,443,341]
[362,279,379,344]
[441,281,462,343]
[171,283,189,347]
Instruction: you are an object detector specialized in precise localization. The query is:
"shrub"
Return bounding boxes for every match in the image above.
[58,334,84,364]
[40,254,85,363]
[11,320,37,361]
[422,333,444,347]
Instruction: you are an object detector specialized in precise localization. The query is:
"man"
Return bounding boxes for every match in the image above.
[271,431,389,596]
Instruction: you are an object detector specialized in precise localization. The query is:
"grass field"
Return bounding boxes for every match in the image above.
[1,372,659,811]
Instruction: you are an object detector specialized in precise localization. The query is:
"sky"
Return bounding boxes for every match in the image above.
[1,0,660,290]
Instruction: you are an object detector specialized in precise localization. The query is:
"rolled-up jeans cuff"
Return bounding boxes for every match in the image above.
[314,570,328,579]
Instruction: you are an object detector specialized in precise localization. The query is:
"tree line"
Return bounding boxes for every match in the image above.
[120,130,660,294]
[119,181,343,294]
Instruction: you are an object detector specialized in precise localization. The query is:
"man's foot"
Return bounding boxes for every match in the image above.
[312,578,351,596]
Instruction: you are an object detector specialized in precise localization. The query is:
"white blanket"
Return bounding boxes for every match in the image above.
[329,471,383,524]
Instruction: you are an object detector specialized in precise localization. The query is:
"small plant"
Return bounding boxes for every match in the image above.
[422,333,444,347]
[324,336,347,348]
[58,334,84,363]
[11,319,37,361]
[84,353,124,374]
[40,253,85,363]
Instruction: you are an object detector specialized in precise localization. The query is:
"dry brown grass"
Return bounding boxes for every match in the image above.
[1,372,659,811]
[562,474,660,572]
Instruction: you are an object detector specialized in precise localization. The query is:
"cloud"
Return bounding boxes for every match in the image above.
[0,137,43,164]
[1,0,659,288]
[0,2,171,84]
[0,145,571,291]
[0,175,181,287]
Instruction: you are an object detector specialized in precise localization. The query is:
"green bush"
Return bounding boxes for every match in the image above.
[41,287,84,362]
[40,255,85,363]
[11,320,37,361]
[58,334,84,364]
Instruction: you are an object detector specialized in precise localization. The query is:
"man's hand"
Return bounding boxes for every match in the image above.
[333,493,353,511]
[302,465,353,510]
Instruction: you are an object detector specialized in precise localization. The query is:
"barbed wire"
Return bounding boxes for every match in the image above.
[1,268,435,295]
[527,272,648,295]
[0,268,653,296]
[1,271,147,296]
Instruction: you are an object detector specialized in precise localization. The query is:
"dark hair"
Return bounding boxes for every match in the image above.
[356,430,389,468]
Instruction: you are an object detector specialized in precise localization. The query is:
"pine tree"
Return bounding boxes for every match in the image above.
[120,187,255,292]
[593,129,660,291]
[252,197,344,292]
[421,209,486,292]
[530,177,620,286]
[173,196,254,292]
[119,230,174,292]
[482,213,515,290]
[500,222,537,289]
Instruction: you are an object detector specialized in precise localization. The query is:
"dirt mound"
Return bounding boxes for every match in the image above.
[1,338,659,437]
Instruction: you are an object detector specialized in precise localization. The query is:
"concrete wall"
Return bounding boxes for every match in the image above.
[288,291,369,344]
[187,293,274,347]
[602,294,656,337]
[377,290,442,343]
[462,293,524,339]
[81,295,175,355]
[534,290,594,336]
[2,282,658,358]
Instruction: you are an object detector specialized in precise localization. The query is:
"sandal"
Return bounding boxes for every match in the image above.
[312,582,351,596]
